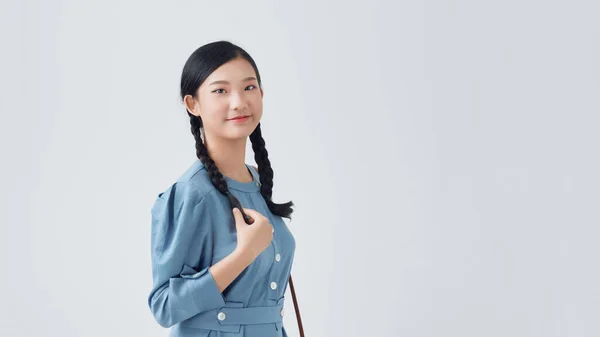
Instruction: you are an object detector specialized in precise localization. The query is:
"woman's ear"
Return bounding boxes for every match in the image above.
[184,95,201,117]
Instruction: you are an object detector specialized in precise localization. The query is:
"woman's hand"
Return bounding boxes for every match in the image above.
[232,207,274,263]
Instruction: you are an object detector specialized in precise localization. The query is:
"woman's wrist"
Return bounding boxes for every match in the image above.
[233,247,255,267]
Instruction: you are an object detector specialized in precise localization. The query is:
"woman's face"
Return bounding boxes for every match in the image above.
[188,57,264,142]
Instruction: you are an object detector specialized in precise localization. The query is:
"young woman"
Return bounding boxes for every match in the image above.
[148,41,296,337]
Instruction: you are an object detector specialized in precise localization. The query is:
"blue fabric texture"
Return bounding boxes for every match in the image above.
[148,159,296,337]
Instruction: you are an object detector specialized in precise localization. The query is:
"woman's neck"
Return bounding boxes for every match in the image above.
[205,135,252,182]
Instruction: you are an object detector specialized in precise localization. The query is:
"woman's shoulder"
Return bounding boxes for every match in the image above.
[154,160,218,204]
[177,159,215,191]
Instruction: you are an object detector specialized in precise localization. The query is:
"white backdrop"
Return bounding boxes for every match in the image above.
[1,0,599,336]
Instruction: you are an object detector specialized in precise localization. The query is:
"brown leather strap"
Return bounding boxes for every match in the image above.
[288,274,305,337]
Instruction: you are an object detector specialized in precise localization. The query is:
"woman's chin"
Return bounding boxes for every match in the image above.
[224,128,255,140]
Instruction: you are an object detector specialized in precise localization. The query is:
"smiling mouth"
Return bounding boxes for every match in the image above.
[229,115,251,121]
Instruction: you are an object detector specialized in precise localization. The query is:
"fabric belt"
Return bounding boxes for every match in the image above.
[180,297,285,333]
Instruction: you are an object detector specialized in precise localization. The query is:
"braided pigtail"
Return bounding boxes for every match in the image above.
[189,113,252,223]
[250,123,294,220]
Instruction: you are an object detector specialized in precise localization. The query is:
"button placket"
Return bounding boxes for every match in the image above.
[270,219,279,262]
[266,216,281,298]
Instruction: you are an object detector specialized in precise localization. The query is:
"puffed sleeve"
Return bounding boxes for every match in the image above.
[147,182,226,328]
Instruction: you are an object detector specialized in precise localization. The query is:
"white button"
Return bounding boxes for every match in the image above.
[280,308,285,317]
[270,281,278,290]
[217,312,226,321]
[275,253,281,262]
[256,182,260,187]
[272,227,275,233]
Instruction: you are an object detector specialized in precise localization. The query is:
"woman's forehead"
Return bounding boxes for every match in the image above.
[205,58,256,83]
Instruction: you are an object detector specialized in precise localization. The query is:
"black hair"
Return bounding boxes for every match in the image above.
[180,40,294,222]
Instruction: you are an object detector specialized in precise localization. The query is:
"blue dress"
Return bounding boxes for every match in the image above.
[148,160,296,337]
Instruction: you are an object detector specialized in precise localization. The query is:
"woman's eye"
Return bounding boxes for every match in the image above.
[213,85,255,94]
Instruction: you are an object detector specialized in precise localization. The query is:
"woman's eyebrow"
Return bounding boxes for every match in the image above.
[209,76,257,86]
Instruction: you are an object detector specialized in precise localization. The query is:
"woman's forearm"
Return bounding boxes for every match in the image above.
[209,248,254,293]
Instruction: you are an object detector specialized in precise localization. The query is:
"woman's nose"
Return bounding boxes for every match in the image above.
[230,92,248,110]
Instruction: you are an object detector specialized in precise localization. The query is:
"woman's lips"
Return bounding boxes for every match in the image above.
[229,115,250,122]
